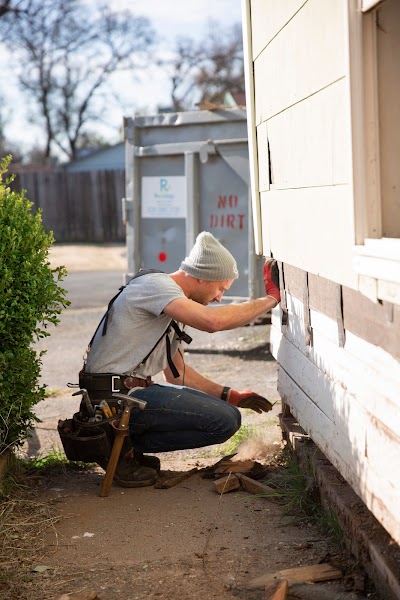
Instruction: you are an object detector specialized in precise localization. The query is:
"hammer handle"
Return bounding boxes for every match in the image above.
[99,406,131,498]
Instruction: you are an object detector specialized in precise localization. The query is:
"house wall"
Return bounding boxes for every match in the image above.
[250,0,357,288]
[244,0,400,547]
[270,266,400,545]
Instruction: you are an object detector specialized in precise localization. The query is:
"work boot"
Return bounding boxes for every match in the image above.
[136,453,161,473]
[113,455,157,488]
[124,448,161,472]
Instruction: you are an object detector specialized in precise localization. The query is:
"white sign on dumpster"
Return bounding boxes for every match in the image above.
[141,176,186,218]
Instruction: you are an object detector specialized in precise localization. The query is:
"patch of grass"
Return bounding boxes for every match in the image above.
[43,387,62,398]
[28,447,67,468]
[260,447,344,546]
[21,448,95,475]
[220,424,261,455]
[196,424,263,459]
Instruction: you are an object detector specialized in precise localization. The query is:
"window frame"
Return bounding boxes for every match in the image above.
[349,0,400,305]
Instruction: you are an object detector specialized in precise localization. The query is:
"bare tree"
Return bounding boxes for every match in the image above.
[0,93,24,163]
[165,20,244,112]
[0,0,155,161]
[0,0,26,17]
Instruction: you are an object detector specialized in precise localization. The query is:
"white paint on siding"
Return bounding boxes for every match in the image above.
[266,78,350,188]
[260,186,357,288]
[276,362,400,545]
[254,0,346,122]
[271,318,400,545]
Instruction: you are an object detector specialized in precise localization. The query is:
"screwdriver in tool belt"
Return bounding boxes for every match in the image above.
[99,400,113,419]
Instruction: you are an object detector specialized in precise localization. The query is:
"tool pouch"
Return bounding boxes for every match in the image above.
[57,408,131,464]
[57,415,111,463]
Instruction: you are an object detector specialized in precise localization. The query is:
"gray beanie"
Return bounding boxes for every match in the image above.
[180,232,239,281]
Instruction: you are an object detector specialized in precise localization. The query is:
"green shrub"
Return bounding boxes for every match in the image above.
[0,155,69,453]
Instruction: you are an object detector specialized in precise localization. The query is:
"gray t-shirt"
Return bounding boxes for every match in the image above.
[85,272,185,377]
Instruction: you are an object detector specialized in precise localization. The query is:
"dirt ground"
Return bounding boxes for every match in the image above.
[1,245,372,600]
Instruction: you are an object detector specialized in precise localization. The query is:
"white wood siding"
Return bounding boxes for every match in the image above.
[266,79,349,189]
[253,0,346,123]
[260,186,356,286]
[250,0,305,59]
[271,301,400,545]
[245,0,400,549]
[249,0,356,287]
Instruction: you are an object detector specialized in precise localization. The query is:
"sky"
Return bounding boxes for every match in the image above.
[0,0,242,156]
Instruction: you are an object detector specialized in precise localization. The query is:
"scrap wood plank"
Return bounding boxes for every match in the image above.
[248,563,342,589]
[263,578,288,600]
[237,473,276,496]
[214,459,255,474]
[213,474,240,494]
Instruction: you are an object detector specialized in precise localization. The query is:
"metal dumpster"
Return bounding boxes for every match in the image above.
[122,108,263,300]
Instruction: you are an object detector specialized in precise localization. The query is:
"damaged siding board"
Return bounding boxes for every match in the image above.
[277,363,400,546]
[281,263,306,301]
[253,0,346,123]
[271,317,400,545]
[343,287,400,361]
[256,121,270,193]
[271,304,400,442]
[308,273,339,321]
[260,187,357,288]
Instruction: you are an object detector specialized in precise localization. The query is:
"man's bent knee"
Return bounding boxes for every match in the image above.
[216,404,241,443]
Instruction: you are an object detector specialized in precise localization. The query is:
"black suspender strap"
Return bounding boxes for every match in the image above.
[87,269,164,351]
[140,320,192,379]
[165,330,179,378]
[170,320,193,345]
[165,321,193,378]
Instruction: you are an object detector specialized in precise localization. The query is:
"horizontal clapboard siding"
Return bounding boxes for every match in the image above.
[270,300,400,545]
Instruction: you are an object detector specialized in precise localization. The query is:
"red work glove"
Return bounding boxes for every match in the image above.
[228,389,274,414]
[263,259,280,306]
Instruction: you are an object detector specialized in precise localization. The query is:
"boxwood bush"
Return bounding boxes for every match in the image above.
[0,156,70,453]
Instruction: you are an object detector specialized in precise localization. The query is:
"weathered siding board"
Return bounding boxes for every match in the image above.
[260,186,357,288]
[267,78,350,189]
[282,268,400,360]
[253,0,346,123]
[11,170,125,243]
[276,362,400,546]
[271,304,400,439]
[343,287,400,361]
[308,273,340,321]
[272,314,400,545]
[280,263,306,302]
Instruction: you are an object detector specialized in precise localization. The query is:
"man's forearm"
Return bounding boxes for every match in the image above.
[206,295,277,331]
[163,362,224,398]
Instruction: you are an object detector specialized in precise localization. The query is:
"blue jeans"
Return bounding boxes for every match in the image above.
[127,384,241,453]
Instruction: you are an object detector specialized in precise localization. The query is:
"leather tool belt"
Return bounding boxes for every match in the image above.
[79,371,152,401]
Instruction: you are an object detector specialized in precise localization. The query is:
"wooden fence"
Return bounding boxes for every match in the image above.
[11,170,126,243]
